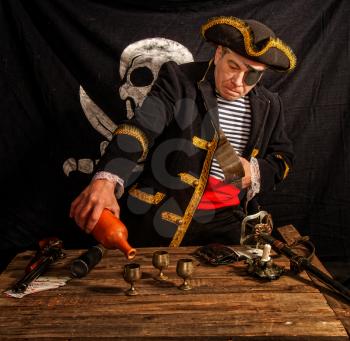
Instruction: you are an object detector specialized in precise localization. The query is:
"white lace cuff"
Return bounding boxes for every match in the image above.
[246,157,261,201]
[92,171,124,198]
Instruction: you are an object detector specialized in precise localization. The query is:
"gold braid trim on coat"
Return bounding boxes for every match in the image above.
[274,154,290,179]
[129,184,165,205]
[161,212,183,225]
[170,131,218,247]
[114,124,149,161]
[178,173,200,187]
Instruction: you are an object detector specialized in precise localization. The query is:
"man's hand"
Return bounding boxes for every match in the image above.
[239,157,252,189]
[70,179,120,233]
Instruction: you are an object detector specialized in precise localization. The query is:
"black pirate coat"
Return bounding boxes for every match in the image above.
[96,60,294,247]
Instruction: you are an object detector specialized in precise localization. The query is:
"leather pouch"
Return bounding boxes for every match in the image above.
[193,243,239,265]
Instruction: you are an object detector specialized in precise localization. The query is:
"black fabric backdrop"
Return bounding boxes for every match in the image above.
[0,0,349,261]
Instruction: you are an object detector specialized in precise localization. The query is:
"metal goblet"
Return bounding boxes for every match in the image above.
[152,250,170,281]
[176,258,194,291]
[123,263,142,296]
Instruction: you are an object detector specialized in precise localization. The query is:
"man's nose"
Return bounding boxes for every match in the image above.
[231,71,245,86]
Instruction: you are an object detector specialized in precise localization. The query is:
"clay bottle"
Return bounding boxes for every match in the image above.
[92,209,136,260]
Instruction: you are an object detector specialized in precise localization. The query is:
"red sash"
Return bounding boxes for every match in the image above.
[198,176,240,210]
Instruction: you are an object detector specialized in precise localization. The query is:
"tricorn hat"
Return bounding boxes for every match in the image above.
[201,16,296,72]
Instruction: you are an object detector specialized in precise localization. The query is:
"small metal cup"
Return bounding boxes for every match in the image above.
[176,258,194,290]
[152,250,170,281]
[123,263,142,296]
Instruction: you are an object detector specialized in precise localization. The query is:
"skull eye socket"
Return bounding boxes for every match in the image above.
[129,67,154,87]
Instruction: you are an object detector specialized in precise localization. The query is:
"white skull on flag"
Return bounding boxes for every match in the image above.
[64,38,193,176]
[119,38,194,118]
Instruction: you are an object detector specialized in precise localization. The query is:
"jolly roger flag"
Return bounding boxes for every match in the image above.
[0,0,220,249]
[1,0,350,261]
[1,0,221,182]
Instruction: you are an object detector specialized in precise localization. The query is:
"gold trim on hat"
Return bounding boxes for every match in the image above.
[114,124,149,161]
[201,16,297,71]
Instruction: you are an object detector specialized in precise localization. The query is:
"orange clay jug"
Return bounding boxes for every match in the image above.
[92,209,136,260]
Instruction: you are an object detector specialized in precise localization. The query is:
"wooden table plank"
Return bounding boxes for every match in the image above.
[0,244,348,340]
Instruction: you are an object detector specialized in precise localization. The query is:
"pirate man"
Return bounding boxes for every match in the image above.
[71,16,296,247]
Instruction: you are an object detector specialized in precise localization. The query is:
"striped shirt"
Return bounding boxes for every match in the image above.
[209,94,252,180]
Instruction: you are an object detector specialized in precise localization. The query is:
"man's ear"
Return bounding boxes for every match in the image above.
[214,45,223,66]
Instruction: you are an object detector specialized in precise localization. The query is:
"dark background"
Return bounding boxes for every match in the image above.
[0,0,349,275]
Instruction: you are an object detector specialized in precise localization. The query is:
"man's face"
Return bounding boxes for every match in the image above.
[214,46,267,101]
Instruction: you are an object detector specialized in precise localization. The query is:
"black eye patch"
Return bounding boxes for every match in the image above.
[243,66,264,86]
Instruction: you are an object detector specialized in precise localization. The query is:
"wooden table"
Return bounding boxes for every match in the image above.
[0,233,349,339]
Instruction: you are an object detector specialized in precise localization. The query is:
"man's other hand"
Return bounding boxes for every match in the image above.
[239,157,252,189]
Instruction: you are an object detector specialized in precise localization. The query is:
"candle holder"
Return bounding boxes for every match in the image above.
[246,244,284,280]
